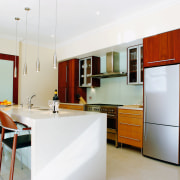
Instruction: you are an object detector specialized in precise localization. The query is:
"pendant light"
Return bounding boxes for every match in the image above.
[36,0,40,72]
[23,7,30,75]
[14,17,20,78]
[53,0,58,69]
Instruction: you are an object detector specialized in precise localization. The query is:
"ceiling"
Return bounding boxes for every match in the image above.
[0,0,177,49]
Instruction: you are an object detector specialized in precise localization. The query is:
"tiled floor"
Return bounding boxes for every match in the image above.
[0,151,30,180]
[107,143,180,180]
[0,144,180,180]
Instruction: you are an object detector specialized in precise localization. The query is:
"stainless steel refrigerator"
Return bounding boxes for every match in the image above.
[143,64,180,164]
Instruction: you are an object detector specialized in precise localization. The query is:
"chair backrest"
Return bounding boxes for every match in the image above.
[0,110,17,130]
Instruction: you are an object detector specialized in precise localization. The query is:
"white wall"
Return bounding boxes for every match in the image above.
[19,42,58,107]
[0,37,58,107]
[87,48,143,105]
[0,38,17,55]
[57,1,180,60]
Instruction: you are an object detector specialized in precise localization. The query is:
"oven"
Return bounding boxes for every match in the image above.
[85,104,123,147]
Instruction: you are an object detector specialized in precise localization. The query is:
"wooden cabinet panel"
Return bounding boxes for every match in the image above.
[59,104,84,111]
[58,87,66,103]
[67,87,75,103]
[143,29,180,67]
[118,108,143,148]
[174,29,180,61]
[68,59,79,88]
[58,61,67,87]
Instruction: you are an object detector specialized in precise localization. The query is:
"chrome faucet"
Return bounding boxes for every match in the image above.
[28,94,36,109]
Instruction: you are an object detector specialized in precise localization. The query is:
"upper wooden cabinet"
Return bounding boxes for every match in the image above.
[58,59,86,103]
[79,56,100,87]
[143,29,180,67]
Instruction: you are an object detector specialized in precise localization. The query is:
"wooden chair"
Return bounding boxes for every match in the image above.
[0,110,31,180]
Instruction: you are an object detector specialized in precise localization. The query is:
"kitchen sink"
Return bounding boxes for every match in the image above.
[31,107,49,111]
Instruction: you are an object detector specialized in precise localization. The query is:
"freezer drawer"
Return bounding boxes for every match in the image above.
[143,123,179,164]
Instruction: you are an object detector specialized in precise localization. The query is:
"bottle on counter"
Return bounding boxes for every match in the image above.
[53,89,59,101]
[52,89,59,113]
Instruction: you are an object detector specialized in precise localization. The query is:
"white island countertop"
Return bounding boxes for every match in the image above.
[1,105,107,180]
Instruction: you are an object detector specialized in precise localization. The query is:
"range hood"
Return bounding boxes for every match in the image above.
[90,52,127,78]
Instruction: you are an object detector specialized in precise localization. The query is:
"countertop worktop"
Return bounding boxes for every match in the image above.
[0,105,107,180]
[118,105,143,110]
[59,103,85,106]
[59,103,144,110]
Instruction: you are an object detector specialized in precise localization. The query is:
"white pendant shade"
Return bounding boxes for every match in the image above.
[23,7,30,76]
[14,17,20,78]
[36,58,40,72]
[36,0,41,72]
[53,52,57,69]
[53,0,58,69]
[14,65,17,78]
[23,62,27,75]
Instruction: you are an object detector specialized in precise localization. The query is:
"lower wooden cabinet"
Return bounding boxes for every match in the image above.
[59,103,84,111]
[118,108,143,148]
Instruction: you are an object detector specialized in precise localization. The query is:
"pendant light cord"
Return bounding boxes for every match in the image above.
[25,9,29,64]
[54,0,57,54]
[15,19,18,68]
[37,0,40,58]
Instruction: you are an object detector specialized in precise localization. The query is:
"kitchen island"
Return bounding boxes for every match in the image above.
[1,106,107,180]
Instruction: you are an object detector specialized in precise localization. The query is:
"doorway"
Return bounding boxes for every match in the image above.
[0,53,19,104]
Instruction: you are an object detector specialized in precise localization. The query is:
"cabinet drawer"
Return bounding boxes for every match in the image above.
[118,109,143,119]
[59,104,84,111]
[118,136,142,148]
[68,105,84,111]
[118,116,142,126]
[118,124,142,139]
[118,124,142,148]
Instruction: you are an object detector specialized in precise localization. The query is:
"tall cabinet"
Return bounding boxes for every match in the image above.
[127,45,143,84]
[58,59,86,103]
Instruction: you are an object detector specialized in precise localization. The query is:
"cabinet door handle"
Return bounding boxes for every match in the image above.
[147,58,175,64]
[119,135,140,142]
[119,122,141,127]
[119,112,141,116]
[66,66,67,82]
[65,88,67,103]
[144,96,147,140]
[107,114,116,117]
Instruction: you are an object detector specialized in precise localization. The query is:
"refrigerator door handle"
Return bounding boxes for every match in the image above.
[144,95,147,140]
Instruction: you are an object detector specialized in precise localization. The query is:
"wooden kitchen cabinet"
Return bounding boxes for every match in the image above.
[143,29,180,67]
[59,103,84,111]
[118,108,143,148]
[128,45,143,84]
[58,59,86,103]
[79,56,100,87]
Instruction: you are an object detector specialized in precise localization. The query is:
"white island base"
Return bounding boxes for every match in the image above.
[3,106,107,180]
